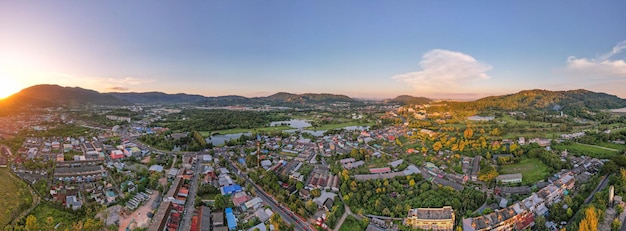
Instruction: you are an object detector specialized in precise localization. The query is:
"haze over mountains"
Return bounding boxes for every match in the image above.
[1,84,626,112]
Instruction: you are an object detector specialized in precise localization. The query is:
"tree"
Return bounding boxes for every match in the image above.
[578,206,598,231]
[464,127,474,139]
[306,200,318,214]
[311,188,321,198]
[478,162,498,183]
[567,207,573,218]
[341,169,350,182]
[409,179,416,187]
[270,212,282,230]
[44,217,54,231]
[382,207,391,216]
[612,218,622,231]
[433,142,443,152]
[83,218,103,231]
[25,215,38,231]
[215,194,227,211]
[72,221,83,231]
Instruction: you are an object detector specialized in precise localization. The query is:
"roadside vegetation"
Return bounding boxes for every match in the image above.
[0,168,33,227]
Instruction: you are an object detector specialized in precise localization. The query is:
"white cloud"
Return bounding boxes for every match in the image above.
[565,40,626,78]
[392,49,492,91]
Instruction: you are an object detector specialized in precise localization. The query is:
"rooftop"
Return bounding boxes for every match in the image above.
[408,206,454,220]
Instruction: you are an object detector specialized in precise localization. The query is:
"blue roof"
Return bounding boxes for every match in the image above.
[226,207,237,230]
[221,184,242,195]
[238,158,246,164]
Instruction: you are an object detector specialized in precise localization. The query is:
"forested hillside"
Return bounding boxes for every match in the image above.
[449,89,626,111]
[153,109,291,132]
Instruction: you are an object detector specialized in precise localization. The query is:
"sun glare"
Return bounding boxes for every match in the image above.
[0,74,22,99]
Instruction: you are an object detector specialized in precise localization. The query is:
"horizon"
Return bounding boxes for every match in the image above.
[1,1,626,99]
[8,83,622,102]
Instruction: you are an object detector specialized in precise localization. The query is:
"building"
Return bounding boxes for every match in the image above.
[225,207,237,230]
[196,206,212,231]
[404,206,455,231]
[496,173,523,184]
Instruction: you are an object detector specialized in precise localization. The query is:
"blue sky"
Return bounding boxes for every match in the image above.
[1,1,626,99]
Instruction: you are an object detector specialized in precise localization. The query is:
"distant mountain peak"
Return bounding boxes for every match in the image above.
[384,95,432,105]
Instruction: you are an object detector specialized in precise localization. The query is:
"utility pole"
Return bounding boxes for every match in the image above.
[257,141,260,168]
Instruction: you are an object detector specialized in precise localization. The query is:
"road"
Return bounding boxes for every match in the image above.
[225,160,315,231]
[177,155,202,231]
[568,175,610,225]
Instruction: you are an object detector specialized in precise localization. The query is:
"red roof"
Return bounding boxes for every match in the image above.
[190,215,198,231]
[369,167,391,174]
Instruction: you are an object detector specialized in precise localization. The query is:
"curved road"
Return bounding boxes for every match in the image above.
[225,160,315,231]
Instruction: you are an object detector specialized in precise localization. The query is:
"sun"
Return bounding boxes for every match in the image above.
[0,74,22,99]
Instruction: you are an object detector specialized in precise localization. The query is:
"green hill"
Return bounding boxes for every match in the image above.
[453,89,626,111]
[384,95,432,105]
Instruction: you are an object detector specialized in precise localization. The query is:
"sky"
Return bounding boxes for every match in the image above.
[1,1,626,100]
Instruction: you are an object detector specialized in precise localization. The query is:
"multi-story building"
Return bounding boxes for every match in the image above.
[405,206,455,231]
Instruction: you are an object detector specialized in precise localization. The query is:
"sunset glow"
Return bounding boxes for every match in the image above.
[0,73,22,99]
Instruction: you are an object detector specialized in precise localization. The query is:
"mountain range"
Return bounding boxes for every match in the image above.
[1,84,625,113]
[0,85,356,108]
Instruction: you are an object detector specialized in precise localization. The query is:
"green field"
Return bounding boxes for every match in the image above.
[595,142,626,151]
[339,216,366,231]
[29,202,82,230]
[557,142,619,159]
[200,125,292,136]
[0,168,33,227]
[498,115,556,127]
[499,158,550,185]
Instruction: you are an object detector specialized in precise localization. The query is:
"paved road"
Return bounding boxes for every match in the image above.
[226,160,315,231]
[568,175,610,226]
[178,156,202,231]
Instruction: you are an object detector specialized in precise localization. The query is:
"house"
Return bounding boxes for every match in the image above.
[168,168,180,178]
[255,208,273,222]
[225,208,237,230]
[221,184,242,196]
[369,167,391,174]
[389,159,404,168]
[299,188,310,199]
[202,155,213,163]
[213,211,225,226]
[323,198,334,211]
[110,150,124,159]
[149,165,164,173]
[496,173,523,184]
[244,197,263,211]
[197,206,212,231]
[66,195,82,210]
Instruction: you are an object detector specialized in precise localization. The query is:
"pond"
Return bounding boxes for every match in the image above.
[205,132,252,146]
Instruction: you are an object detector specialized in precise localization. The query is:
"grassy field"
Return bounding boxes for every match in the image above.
[339,216,366,231]
[305,121,375,130]
[594,142,626,151]
[499,158,550,185]
[0,168,33,227]
[29,202,82,230]
[199,125,292,136]
[557,143,619,159]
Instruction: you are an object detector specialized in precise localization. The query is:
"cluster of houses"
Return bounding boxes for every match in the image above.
[463,170,579,230]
